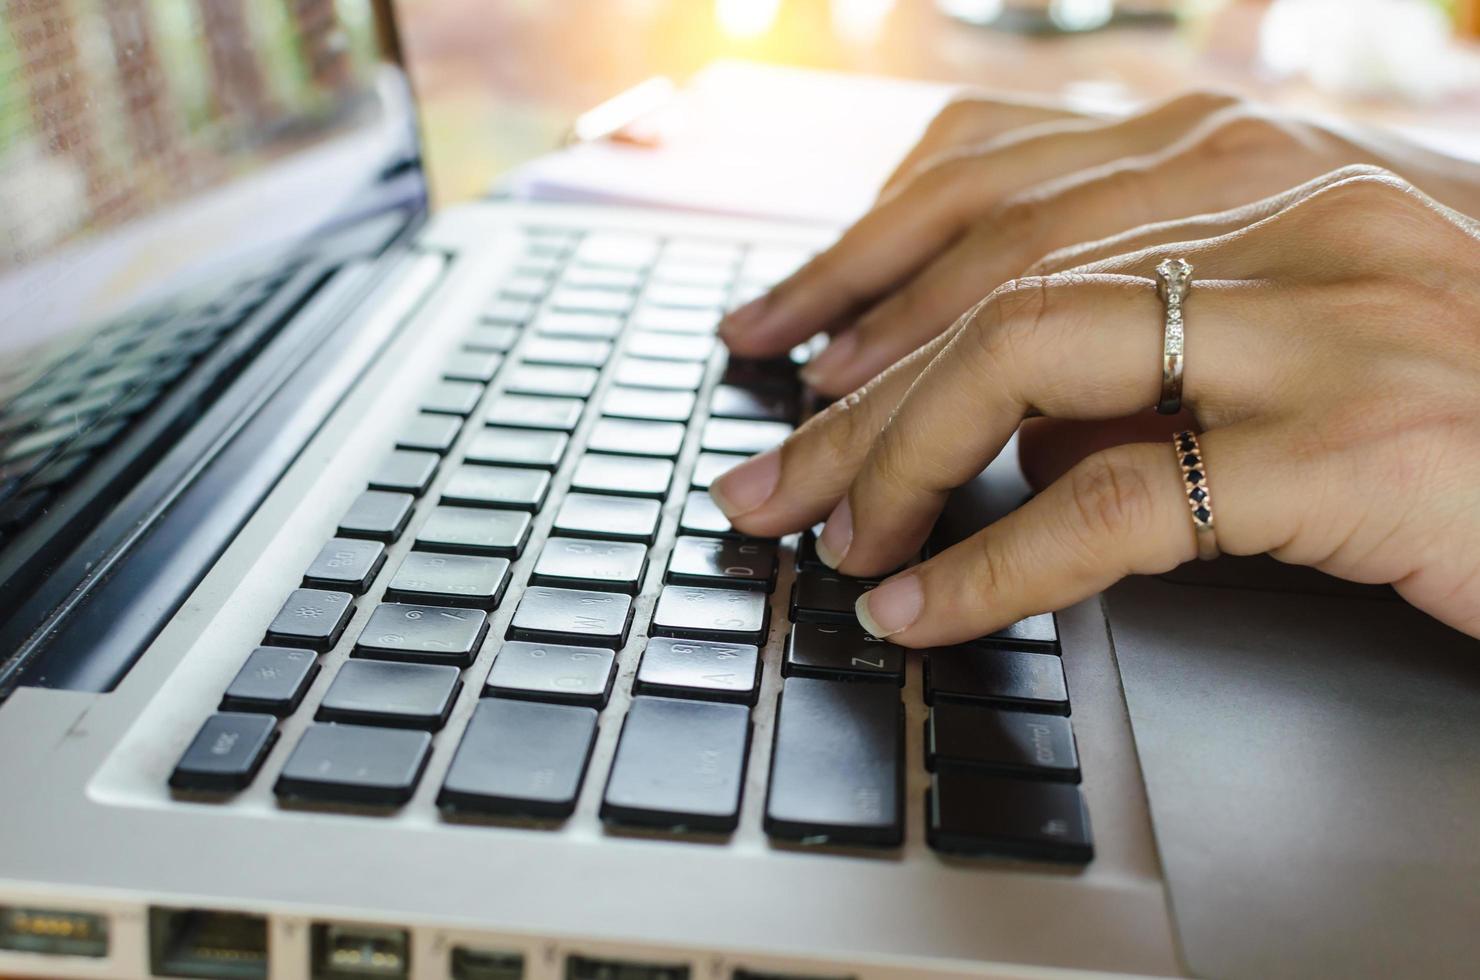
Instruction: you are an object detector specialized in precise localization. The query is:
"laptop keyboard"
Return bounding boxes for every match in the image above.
[169,226,1093,864]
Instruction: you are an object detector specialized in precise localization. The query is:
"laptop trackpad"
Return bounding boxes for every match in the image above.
[1105,566,1480,979]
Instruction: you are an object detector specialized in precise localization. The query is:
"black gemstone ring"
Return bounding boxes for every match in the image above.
[1173,430,1220,561]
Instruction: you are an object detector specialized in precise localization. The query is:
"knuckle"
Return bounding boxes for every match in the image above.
[1273,170,1438,248]
[1066,448,1160,545]
[968,529,1016,606]
[1159,88,1245,120]
[1199,108,1300,155]
[804,388,872,468]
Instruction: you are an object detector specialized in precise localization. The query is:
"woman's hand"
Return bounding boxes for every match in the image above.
[709,169,1480,646]
[720,92,1480,397]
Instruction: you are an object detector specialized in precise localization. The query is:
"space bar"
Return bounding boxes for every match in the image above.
[763,676,903,846]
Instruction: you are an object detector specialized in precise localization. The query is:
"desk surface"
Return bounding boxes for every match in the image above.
[396,0,1480,207]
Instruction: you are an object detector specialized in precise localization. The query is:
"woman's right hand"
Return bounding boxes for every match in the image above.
[719,91,1480,397]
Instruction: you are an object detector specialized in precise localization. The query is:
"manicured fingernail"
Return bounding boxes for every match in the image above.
[719,296,767,340]
[708,449,780,518]
[857,573,924,638]
[814,496,853,569]
[799,331,858,388]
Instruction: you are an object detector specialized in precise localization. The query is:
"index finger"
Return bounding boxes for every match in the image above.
[880,93,1094,196]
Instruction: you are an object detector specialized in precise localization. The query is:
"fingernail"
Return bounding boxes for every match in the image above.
[856,573,924,638]
[708,449,780,518]
[799,331,858,388]
[719,295,768,340]
[814,496,853,569]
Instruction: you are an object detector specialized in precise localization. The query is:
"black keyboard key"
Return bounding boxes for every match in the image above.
[642,283,727,310]
[927,704,1080,781]
[498,273,550,301]
[553,492,661,543]
[790,570,879,625]
[981,613,1060,652]
[384,552,511,609]
[561,265,643,291]
[570,453,673,498]
[601,696,751,832]
[368,449,439,495]
[613,357,705,391]
[421,379,484,416]
[465,427,568,469]
[665,536,776,592]
[484,640,617,706]
[485,297,535,324]
[508,587,633,649]
[532,310,624,339]
[923,647,1069,715]
[442,464,550,511]
[485,394,583,431]
[631,304,723,331]
[721,357,797,389]
[784,623,904,685]
[690,452,745,490]
[522,336,612,367]
[275,723,431,806]
[444,350,503,383]
[338,490,413,543]
[317,659,462,730]
[635,637,760,704]
[650,585,768,644]
[439,699,598,818]
[354,603,488,667]
[414,505,532,557]
[265,589,354,650]
[465,324,520,353]
[927,770,1093,862]
[302,537,386,594]
[170,712,278,793]
[220,647,320,716]
[701,418,792,454]
[396,413,462,453]
[574,232,658,268]
[586,418,686,458]
[625,331,714,362]
[678,490,737,537]
[504,364,598,398]
[533,537,648,594]
[602,386,695,422]
[795,525,827,569]
[764,677,903,846]
[547,288,632,317]
[709,384,797,423]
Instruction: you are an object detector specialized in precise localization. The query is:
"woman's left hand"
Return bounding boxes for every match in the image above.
[709,168,1480,646]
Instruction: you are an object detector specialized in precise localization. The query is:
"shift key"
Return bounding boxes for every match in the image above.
[764,676,903,846]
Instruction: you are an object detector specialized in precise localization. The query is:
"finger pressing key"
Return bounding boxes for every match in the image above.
[854,426,1294,647]
[818,273,1292,578]
[710,316,967,538]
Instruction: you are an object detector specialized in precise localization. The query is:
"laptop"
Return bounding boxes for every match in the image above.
[1,3,1477,979]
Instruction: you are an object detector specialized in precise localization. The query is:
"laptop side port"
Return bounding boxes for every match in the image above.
[310,923,410,980]
[0,905,109,958]
[148,907,268,979]
[565,953,690,980]
[450,945,525,980]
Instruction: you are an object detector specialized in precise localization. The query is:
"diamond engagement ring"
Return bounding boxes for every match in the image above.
[1155,258,1192,415]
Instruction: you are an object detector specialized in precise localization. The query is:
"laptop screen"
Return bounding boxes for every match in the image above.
[0,0,424,618]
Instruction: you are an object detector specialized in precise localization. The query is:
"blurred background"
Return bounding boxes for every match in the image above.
[3,0,1479,264]
[395,0,1480,205]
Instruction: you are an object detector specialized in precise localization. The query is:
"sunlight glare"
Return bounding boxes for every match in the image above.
[716,0,784,39]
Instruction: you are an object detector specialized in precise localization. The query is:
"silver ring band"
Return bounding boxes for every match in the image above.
[1155,258,1192,415]
[1173,430,1219,561]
